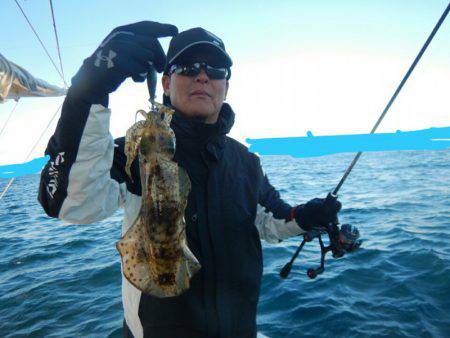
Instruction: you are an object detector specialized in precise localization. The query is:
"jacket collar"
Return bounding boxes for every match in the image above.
[170,103,235,161]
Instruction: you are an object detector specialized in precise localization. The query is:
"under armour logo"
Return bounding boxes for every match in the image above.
[94,49,117,69]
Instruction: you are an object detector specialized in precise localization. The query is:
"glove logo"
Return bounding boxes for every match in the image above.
[94,49,117,69]
[204,30,223,45]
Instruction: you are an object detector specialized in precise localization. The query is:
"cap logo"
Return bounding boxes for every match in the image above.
[204,30,223,44]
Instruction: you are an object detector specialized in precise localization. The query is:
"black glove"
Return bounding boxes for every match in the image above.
[70,21,178,104]
[292,193,342,231]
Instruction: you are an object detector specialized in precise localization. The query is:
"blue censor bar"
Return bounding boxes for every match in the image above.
[0,127,449,179]
[0,156,49,178]
[247,127,450,158]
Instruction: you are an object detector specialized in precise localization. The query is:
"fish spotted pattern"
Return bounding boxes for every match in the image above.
[116,103,201,298]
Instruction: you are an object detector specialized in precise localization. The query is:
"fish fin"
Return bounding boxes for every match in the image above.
[181,243,201,278]
[178,166,191,204]
[116,217,196,298]
[116,217,158,295]
[124,120,147,180]
[170,244,200,296]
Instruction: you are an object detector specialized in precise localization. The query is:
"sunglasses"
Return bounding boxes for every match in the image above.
[169,62,230,80]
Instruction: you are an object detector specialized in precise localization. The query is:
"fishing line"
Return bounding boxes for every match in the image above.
[25,102,63,160]
[0,102,63,201]
[0,100,19,139]
[3,1,68,200]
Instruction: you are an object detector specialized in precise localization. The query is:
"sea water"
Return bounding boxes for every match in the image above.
[1,149,449,337]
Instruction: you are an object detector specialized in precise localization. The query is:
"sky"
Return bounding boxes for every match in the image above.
[0,0,449,164]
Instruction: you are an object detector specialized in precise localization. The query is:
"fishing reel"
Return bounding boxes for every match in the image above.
[280,222,361,279]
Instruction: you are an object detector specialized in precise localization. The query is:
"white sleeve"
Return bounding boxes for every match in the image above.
[39,97,129,224]
[58,104,128,224]
[254,204,305,244]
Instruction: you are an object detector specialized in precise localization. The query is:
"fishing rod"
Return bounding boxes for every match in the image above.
[280,2,450,280]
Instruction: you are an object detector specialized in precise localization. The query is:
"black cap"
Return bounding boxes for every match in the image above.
[164,27,232,73]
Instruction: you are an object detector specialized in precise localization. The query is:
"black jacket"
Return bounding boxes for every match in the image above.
[38,93,303,338]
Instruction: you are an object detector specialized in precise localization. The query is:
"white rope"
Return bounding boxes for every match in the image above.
[0,100,19,139]
[3,1,68,201]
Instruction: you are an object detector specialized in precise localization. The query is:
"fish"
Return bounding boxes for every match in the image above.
[116,103,201,298]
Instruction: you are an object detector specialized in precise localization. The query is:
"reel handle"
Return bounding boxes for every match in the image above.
[280,262,293,279]
[307,267,324,279]
[280,218,361,279]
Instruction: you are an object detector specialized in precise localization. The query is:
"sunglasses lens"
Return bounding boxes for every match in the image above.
[205,65,228,80]
[171,65,199,77]
[171,63,229,80]
[183,65,201,77]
